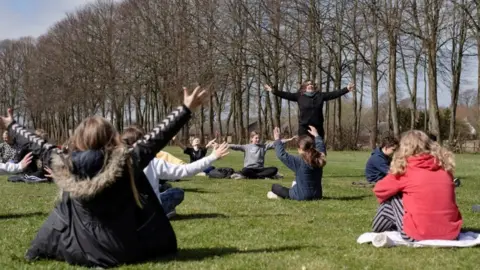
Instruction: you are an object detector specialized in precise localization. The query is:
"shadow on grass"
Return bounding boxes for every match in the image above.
[161,245,308,262]
[182,188,215,194]
[171,213,228,221]
[323,195,370,201]
[461,227,480,233]
[0,211,47,219]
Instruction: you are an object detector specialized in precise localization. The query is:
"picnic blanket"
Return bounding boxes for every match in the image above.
[357,231,480,248]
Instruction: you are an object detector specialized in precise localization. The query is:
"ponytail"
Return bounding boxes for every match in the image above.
[301,148,326,168]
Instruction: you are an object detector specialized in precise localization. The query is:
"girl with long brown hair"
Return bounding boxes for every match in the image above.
[0,87,208,268]
[267,126,326,200]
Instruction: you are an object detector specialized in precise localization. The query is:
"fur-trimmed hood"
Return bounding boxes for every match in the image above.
[51,146,129,199]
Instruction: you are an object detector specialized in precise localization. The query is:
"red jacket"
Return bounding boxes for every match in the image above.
[373,154,462,240]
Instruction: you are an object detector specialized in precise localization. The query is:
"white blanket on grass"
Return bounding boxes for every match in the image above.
[357,231,480,248]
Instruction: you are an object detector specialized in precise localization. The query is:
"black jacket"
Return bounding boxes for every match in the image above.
[271,88,349,137]
[9,105,191,268]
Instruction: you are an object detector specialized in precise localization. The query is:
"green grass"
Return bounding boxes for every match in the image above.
[1,147,480,269]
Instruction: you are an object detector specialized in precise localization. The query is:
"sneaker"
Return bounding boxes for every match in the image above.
[230,173,245,179]
[166,210,177,219]
[291,180,297,187]
[196,172,207,177]
[454,178,461,187]
[267,191,280,199]
[273,173,284,179]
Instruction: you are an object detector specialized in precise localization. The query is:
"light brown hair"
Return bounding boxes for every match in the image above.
[298,135,326,168]
[390,130,455,175]
[122,125,144,146]
[69,116,122,152]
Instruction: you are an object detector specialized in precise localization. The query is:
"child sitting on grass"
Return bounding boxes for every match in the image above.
[122,125,229,219]
[372,130,462,241]
[267,126,326,200]
[173,136,217,175]
[1,86,208,268]
[365,135,399,183]
[228,131,296,179]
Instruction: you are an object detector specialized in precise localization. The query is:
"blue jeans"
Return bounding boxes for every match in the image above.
[160,188,184,214]
[204,166,215,174]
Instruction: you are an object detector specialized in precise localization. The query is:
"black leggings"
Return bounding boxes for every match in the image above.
[271,184,290,199]
[241,167,278,179]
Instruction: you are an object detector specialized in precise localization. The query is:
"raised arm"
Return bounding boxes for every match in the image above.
[264,84,298,102]
[322,82,355,101]
[172,136,187,150]
[131,86,208,169]
[273,127,302,171]
[228,144,245,152]
[314,136,326,155]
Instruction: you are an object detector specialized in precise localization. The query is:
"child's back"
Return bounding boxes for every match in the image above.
[373,131,462,241]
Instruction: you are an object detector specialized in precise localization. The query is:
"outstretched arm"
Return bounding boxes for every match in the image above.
[146,154,217,181]
[228,144,245,152]
[264,84,298,102]
[322,82,355,101]
[144,142,229,180]
[0,152,32,175]
[172,136,187,150]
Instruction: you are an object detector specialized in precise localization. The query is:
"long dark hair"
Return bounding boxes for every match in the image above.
[298,135,326,168]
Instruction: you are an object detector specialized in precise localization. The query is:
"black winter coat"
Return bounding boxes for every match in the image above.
[8,105,191,268]
[271,88,349,137]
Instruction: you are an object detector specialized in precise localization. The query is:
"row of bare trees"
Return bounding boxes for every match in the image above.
[0,0,479,148]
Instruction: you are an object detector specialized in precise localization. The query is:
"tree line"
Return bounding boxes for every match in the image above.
[0,0,479,149]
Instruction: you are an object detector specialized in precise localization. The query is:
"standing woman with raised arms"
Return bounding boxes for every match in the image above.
[264,81,355,139]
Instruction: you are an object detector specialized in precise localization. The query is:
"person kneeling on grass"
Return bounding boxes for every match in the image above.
[228,131,296,179]
[364,135,399,183]
[267,126,326,200]
[122,125,230,219]
[372,130,462,241]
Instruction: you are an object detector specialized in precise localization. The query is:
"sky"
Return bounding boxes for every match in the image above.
[0,0,478,108]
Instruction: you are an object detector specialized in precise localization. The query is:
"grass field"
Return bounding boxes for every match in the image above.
[1,147,480,269]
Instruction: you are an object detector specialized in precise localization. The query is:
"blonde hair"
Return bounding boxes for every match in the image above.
[390,130,455,175]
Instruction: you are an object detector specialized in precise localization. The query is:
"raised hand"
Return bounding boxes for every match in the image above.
[273,127,281,140]
[347,82,355,92]
[307,125,319,137]
[183,86,209,111]
[205,138,217,148]
[20,152,33,170]
[263,84,273,92]
[0,108,14,129]
[213,142,230,159]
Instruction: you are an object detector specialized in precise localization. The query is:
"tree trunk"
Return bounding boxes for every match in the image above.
[388,38,399,138]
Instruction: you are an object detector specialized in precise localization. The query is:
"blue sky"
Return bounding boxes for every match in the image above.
[0,0,477,108]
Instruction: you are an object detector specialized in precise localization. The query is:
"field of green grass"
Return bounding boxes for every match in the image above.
[1,147,479,269]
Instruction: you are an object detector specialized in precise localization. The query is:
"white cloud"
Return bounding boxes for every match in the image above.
[0,0,121,39]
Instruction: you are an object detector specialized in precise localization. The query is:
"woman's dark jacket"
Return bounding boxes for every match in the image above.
[8,105,191,268]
